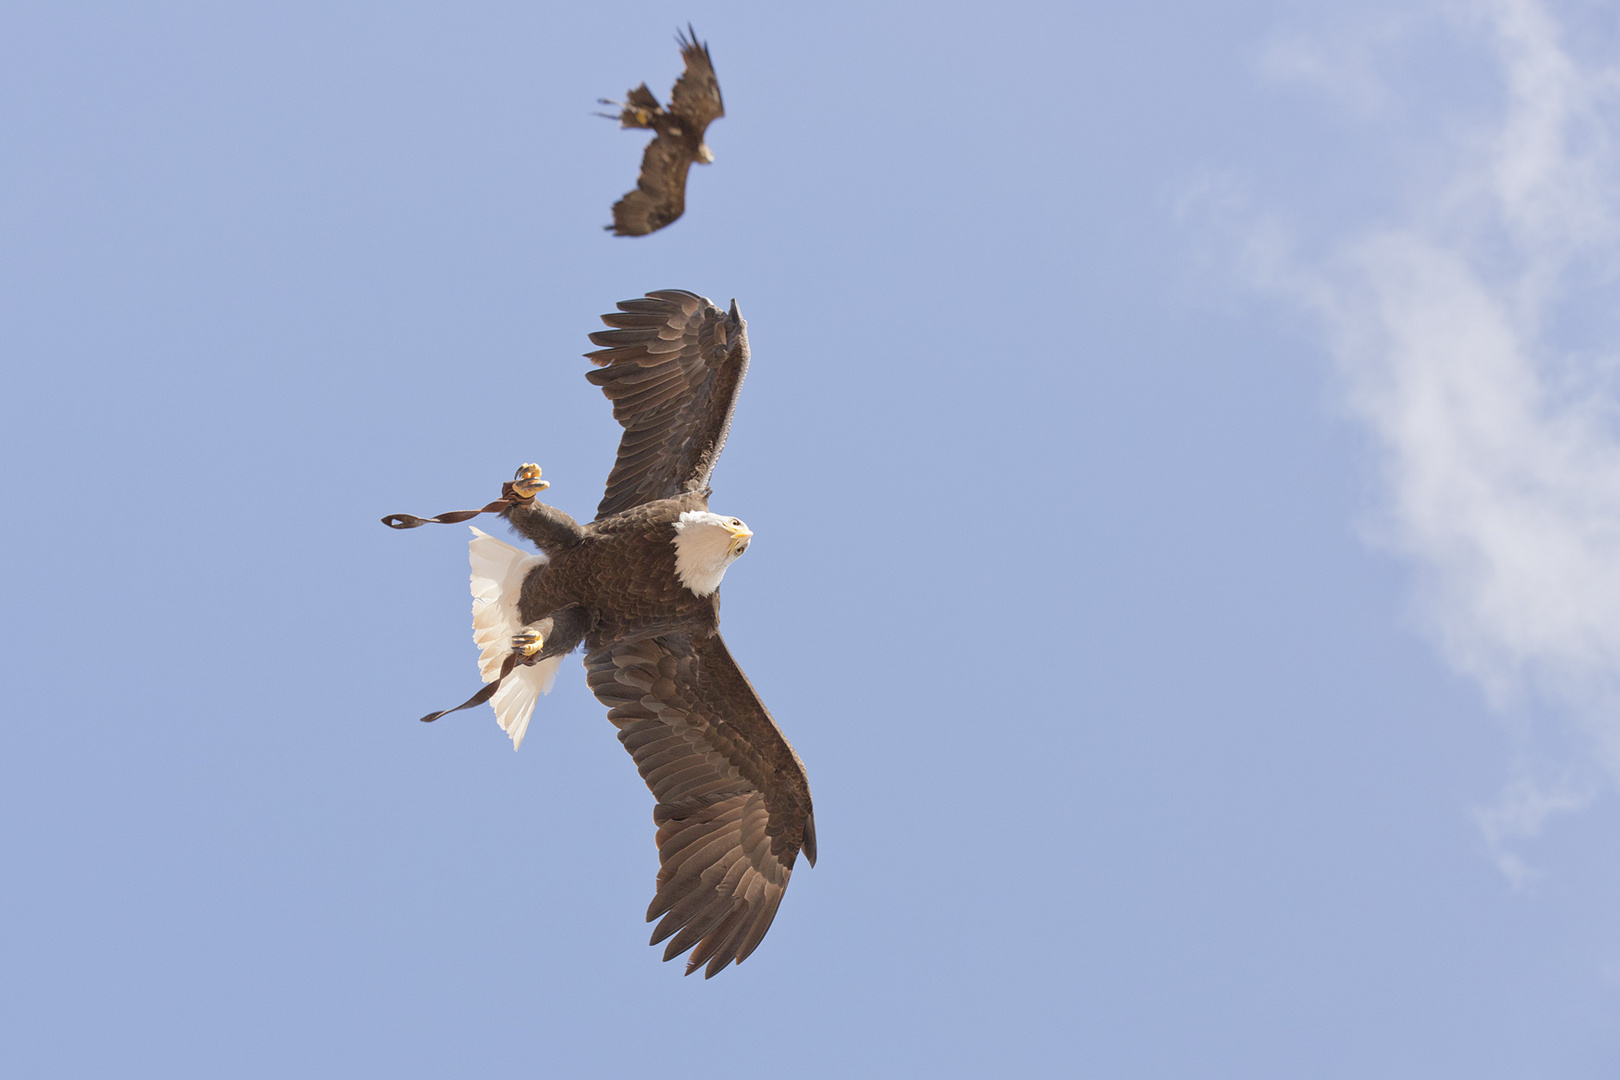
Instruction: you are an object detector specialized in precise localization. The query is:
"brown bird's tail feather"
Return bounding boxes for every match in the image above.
[599,84,664,128]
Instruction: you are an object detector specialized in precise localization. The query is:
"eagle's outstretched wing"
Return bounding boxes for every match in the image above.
[608,135,695,237]
[584,289,748,520]
[584,631,816,978]
[670,26,724,133]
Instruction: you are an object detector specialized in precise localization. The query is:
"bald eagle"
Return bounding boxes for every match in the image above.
[600,27,724,236]
[388,290,815,978]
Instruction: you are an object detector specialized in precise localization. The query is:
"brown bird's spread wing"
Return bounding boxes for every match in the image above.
[585,631,816,978]
[670,26,724,132]
[608,134,695,237]
[584,290,748,520]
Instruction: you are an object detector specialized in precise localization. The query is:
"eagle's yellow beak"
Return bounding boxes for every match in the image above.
[726,522,753,543]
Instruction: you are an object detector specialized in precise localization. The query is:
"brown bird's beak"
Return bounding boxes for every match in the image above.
[697,143,715,164]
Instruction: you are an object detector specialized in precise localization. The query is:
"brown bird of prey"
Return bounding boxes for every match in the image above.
[386,290,815,978]
[600,27,724,236]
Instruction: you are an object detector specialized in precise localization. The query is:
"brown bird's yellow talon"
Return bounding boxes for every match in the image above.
[512,628,544,657]
[511,463,549,499]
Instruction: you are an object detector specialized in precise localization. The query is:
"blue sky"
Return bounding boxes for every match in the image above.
[5,0,1620,1075]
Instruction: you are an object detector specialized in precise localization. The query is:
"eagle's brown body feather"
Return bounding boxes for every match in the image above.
[507,493,717,646]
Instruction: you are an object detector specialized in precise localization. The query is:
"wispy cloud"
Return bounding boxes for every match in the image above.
[1256,13,1414,118]
[1246,0,1620,879]
[1474,773,1596,888]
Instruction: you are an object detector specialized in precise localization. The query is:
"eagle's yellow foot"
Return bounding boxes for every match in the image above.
[512,628,545,658]
[511,463,549,499]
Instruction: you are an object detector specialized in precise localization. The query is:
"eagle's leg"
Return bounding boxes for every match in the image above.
[502,465,587,554]
[515,605,590,664]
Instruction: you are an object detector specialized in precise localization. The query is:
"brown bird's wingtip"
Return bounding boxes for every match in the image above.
[802,811,817,867]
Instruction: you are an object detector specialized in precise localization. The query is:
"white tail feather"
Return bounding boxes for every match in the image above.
[468,527,560,751]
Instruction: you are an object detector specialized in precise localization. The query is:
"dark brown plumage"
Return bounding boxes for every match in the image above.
[489,290,814,977]
[601,27,724,236]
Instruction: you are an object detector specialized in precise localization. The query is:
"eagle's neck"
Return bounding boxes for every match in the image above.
[672,512,738,597]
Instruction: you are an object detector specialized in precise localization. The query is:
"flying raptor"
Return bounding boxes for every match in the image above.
[600,27,724,236]
[385,290,815,978]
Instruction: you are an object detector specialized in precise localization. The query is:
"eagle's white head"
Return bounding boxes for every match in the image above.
[672,510,752,597]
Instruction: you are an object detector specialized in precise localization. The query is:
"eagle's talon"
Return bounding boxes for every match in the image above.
[511,463,549,499]
[512,628,544,657]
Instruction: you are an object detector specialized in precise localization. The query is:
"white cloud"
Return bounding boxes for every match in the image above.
[1256,15,1413,118]
[1473,774,1596,888]
[1251,0,1620,880]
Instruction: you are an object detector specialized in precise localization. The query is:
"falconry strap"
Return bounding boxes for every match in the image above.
[380,496,518,531]
[384,481,538,721]
[417,651,523,725]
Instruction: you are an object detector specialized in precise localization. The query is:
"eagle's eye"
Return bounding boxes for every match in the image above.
[729,518,741,526]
